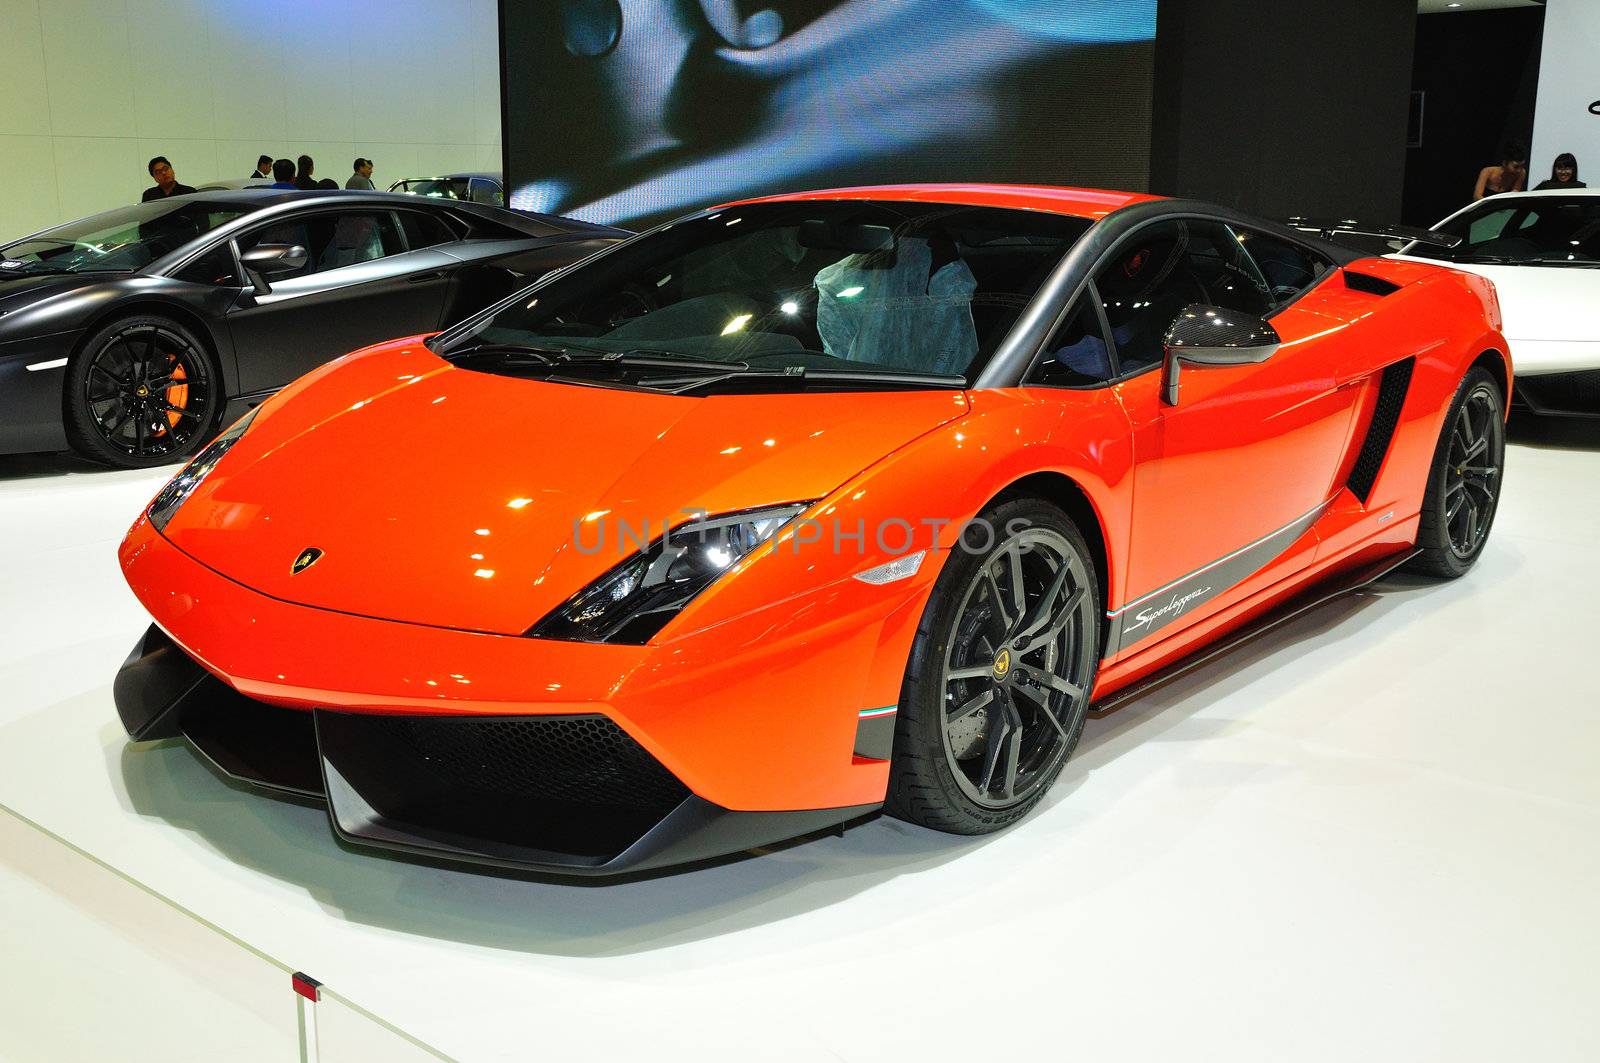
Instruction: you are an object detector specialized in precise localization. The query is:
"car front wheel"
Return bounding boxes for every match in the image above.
[886,497,1102,834]
[64,315,223,469]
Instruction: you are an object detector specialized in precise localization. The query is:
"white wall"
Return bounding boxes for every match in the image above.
[0,0,502,241]
[1530,0,1600,183]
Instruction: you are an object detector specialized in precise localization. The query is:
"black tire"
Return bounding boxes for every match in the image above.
[64,314,224,469]
[886,497,1102,834]
[1406,366,1506,579]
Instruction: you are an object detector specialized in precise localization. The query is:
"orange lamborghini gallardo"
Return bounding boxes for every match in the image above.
[115,185,1510,875]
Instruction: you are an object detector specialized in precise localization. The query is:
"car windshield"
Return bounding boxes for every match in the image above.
[0,201,248,273]
[443,201,1091,386]
[1411,196,1600,265]
[393,178,472,200]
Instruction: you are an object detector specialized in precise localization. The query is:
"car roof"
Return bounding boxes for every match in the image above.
[172,188,460,211]
[1476,188,1600,200]
[722,183,1164,220]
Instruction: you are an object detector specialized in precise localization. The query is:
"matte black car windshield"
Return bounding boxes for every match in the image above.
[1,201,251,273]
[1412,196,1600,265]
[445,201,1091,386]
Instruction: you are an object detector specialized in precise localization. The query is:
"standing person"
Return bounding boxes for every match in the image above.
[293,154,318,191]
[1474,143,1527,201]
[249,154,272,179]
[268,159,297,190]
[141,156,196,202]
[345,158,375,190]
[1534,152,1586,190]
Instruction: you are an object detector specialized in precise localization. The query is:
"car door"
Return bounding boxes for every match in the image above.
[1096,218,1362,656]
[225,208,457,392]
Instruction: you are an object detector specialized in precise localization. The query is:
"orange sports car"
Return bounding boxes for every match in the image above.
[115,185,1510,875]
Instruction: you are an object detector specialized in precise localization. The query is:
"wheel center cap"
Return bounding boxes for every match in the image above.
[992,648,1012,680]
[134,384,150,398]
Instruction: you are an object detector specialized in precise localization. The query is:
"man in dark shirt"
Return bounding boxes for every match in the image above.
[268,158,298,190]
[250,154,272,179]
[141,156,196,202]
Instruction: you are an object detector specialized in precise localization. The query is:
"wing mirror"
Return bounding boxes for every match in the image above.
[239,243,308,295]
[1160,304,1281,405]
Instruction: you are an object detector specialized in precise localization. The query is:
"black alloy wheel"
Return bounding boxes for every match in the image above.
[1408,366,1506,578]
[66,316,221,468]
[1442,383,1502,558]
[888,498,1101,833]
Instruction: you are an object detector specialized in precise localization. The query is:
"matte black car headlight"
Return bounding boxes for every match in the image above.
[147,410,257,532]
[530,503,811,644]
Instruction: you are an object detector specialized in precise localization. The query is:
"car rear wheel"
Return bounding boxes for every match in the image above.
[1407,366,1506,579]
[886,497,1101,834]
[64,315,223,469]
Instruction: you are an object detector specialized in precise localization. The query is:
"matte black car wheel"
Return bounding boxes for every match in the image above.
[887,498,1101,834]
[65,316,222,468]
[1407,366,1506,579]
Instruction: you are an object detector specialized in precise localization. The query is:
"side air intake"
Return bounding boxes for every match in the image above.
[1343,271,1402,297]
[1346,357,1415,502]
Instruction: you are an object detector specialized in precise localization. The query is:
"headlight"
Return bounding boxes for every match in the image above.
[147,410,257,532]
[529,503,811,644]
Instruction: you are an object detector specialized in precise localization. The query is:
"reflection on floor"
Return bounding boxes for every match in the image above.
[2,414,1598,1061]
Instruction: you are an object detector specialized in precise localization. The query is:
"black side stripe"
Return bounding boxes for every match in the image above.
[1103,500,1330,656]
[1346,358,1415,503]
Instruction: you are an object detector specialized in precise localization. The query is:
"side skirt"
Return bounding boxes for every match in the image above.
[1088,546,1419,719]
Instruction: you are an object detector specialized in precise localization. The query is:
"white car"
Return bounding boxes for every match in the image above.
[1393,189,1600,416]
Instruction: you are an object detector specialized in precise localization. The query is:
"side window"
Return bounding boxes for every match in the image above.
[1234,228,1331,308]
[314,211,404,271]
[1029,294,1115,387]
[397,210,457,250]
[1093,220,1272,374]
[174,243,241,286]
[238,218,316,281]
[469,179,503,206]
[238,211,405,280]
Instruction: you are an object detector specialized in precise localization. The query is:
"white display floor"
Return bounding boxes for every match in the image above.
[3,422,1599,1062]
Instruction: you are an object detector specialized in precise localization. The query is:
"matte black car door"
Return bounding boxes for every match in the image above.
[226,209,456,393]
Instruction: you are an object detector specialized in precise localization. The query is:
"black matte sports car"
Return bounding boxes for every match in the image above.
[0,190,623,467]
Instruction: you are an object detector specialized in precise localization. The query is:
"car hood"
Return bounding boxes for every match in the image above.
[1389,255,1598,341]
[0,271,108,316]
[156,337,969,635]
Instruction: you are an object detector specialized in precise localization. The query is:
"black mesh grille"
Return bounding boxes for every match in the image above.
[317,711,693,862]
[373,714,689,810]
[1516,371,1600,416]
[1347,358,1414,502]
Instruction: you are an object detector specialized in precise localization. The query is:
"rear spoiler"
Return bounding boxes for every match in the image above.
[1284,217,1462,250]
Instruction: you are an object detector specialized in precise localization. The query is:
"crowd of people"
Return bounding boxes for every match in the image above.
[1473,142,1587,201]
[141,153,383,202]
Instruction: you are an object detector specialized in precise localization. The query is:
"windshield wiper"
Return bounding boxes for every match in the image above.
[1520,258,1600,268]
[0,263,80,276]
[439,341,566,365]
[440,340,743,372]
[660,366,967,395]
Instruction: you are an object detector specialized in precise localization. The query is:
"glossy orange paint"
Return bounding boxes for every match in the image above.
[119,184,1510,815]
[728,182,1162,219]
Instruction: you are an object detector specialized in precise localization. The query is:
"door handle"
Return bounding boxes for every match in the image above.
[407,270,448,283]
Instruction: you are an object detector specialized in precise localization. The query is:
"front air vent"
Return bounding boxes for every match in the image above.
[1343,271,1402,297]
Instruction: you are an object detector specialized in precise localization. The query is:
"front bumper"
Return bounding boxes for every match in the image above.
[116,516,909,874]
[1512,367,1600,418]
[116,625,872,874]
[0,349,72,454]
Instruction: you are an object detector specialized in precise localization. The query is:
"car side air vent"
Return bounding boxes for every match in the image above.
[1343,271,1402,297]
[1346,357,1415,502]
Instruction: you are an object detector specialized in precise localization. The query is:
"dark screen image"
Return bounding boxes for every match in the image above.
[502,0,1158,230]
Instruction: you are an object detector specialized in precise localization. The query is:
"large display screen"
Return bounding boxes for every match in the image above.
[501,0,1158,230]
